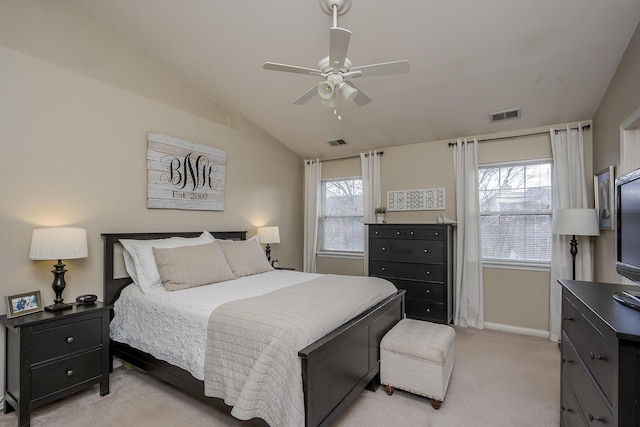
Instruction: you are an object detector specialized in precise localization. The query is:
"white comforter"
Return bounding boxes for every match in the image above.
[110,270,321,379]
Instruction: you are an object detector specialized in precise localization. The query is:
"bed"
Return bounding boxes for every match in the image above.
[102,231,405,427]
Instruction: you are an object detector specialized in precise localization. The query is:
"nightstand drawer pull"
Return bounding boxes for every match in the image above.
[589,352,603,361]
[426,289,431,294]
[423,249,429,253]
[66,336,74,344]
[381,267,386,271]
[425,271,431,275]
[426,308,431,313]
[381,247,386,251]
[588,413,602,422]
[66,369,74,377]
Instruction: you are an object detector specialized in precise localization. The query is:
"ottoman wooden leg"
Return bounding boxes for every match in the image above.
[429,398,442,410]
[384,385,394,396]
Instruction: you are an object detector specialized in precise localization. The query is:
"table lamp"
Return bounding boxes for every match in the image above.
[29,227,88,311]
[257,226,280,261]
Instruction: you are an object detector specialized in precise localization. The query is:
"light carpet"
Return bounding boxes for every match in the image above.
[0,327,560,427]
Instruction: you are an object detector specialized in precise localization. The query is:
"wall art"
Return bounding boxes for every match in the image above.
[387,188,445,211]
[147,132,226,211]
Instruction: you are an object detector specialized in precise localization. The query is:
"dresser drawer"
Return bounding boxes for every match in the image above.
[403,228,445,240]
[561,373,587,427]
[390,279,444,301]
[562,296,614,403]
[405,297,445,320]
[561,334,613,425]
[31,349,103,400]
[370,228,406,239]
[370,261,444,282]
[370,239,444,263]
[31,317,102,363]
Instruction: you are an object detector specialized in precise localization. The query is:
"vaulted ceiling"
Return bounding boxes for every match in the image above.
[67,0,640,158]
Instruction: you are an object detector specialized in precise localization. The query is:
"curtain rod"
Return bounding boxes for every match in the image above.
[306,151,383,164]
[447,124,591,147]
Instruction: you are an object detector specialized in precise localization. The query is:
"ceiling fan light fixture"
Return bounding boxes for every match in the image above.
[320,97,335,108]
[317,81,335,100]
[339,83,358,103]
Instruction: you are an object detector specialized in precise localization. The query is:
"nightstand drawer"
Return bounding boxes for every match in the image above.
[370,239,443,263]
[31,348,103,400]
[370,261,444,282]
[31,317,102,363]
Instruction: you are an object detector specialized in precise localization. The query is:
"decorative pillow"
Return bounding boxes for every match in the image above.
[220,237,274,277]
[120,231,215,293]
[153,242,236,291]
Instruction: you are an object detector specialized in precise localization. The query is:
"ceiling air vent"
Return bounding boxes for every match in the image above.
[489,108,521,123]
[327,138,347,146]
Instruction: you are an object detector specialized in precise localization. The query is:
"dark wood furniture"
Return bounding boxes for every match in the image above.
[368,223,454,324]
[560,279,640,427]
[102,231,405,427]
[1,302,111,427]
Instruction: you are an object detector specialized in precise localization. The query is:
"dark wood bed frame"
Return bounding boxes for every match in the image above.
[102,231,405,427]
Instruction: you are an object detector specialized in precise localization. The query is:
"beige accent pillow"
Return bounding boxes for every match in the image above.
[220,238,274,277]
[153,242,236,291]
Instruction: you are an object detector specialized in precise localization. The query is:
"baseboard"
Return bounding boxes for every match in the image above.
[483,322,549,339]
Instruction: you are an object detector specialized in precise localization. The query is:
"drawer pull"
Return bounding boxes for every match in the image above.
[396,231,401,235]
[434,232,439,236]
[66,369,74,377]
[426,289,431,294]
[381,267,386,271]
[423,249,429,253]
[426,271,431,276]
[561,358,572,364]
[66,336,74,344]
[426,308,431,313]
[588,413,602,422]
[562,315,574,321]
[375,231,379,235]
[589,352,603,361]
[410,231,414,235]
[382,247,386,251]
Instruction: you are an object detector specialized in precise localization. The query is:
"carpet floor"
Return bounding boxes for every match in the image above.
[0,327,560,427]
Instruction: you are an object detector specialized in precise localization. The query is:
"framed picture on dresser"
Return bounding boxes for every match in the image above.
[5,290,43,318]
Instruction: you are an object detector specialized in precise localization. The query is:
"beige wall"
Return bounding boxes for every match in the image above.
[0,0,303,397]
[592,22,640,284]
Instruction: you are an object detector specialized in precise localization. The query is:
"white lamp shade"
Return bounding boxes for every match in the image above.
[339,83,358,103]
[29,227,88,260]
[551,209,600,237]
[317,81,335,100]
[257,226,280,244]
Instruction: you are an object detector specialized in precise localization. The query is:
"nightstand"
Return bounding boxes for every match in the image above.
[1,302,111,427]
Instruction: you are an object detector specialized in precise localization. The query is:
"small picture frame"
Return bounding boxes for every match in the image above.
[594,166,615,230]
[5,290,44,318]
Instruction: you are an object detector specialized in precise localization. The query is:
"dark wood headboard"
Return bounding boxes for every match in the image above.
[102,231,247,305]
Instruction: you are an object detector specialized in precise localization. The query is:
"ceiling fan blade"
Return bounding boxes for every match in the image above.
[350,60,410,78]
[263,62,322,76]
[329,27,351,71]
[293,84,319,105]
[345,82,371,106]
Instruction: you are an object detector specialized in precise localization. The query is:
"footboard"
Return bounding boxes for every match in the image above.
[299,290,405,427]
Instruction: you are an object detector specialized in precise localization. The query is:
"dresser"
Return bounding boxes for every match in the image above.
[560,280,640,427]
[1,302,111,427]
[368,223,454,324]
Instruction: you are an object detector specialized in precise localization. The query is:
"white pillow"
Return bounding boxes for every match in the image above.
[121,231,215,293]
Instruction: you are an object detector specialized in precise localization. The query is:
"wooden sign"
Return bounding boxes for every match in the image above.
[147,132,226,211]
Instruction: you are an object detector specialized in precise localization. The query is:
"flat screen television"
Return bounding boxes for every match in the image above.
[616,166,640,283]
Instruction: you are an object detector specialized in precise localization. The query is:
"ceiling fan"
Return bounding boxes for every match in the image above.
[263,0,409,118]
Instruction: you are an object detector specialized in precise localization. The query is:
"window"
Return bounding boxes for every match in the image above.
[321,177,364,253]
[479,161,552,264]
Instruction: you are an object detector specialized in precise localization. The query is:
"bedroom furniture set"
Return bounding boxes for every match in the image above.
[1,227,456,426]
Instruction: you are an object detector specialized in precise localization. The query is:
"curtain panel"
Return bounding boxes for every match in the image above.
[303,160,322,273]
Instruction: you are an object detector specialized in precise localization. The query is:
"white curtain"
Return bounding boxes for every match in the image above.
[549,125,592,341]
[303,160,322,273]
[361,151,382,275]
[453,138,484,328]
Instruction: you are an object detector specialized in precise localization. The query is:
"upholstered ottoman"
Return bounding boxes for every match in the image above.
[380,318,455,409]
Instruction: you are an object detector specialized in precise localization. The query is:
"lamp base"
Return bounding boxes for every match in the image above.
[45,302,73,312]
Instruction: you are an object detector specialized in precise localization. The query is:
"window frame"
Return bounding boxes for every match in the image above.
[318,175,365,256]
[479,159,553,268]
